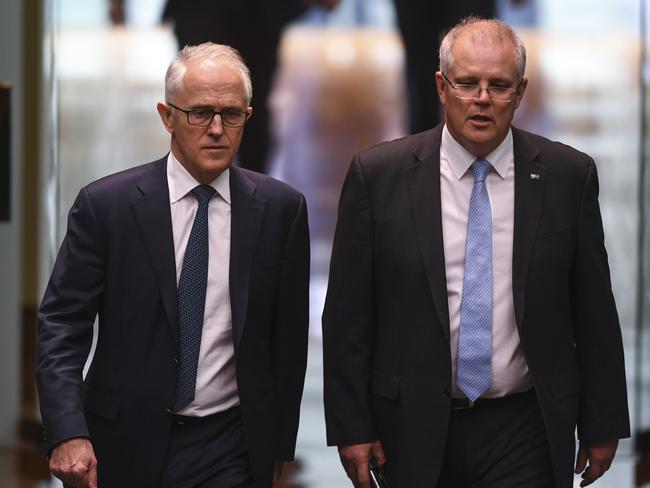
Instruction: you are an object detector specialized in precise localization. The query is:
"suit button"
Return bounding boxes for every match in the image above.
[442,387,451,398]
[164,408,173,415]
[172,358,179,367]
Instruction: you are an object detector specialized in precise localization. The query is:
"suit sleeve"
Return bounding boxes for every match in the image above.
[322,154,378,447]
[37,187,105,454]
[572,161,630,441]
[273,193,310,460]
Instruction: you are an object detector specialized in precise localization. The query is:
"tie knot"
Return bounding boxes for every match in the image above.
[191,185,216,206]
[471,159,491,183]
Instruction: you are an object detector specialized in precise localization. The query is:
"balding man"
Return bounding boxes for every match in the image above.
[37,43,310,488]
[323,17,629,488]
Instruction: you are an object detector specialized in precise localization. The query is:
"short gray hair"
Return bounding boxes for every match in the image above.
[165,42,253,105]
[439,17,526,81]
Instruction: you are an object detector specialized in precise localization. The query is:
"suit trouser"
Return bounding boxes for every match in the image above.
[168,1,303,175]
[160,406,254,488]
[392,0,496,134]
[436,389,556,488]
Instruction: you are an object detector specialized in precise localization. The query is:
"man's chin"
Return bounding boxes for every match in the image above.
[193,161,232,183]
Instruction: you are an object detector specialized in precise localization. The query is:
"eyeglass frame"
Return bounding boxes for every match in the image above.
[441,72,524,102]
[166,102,251,128]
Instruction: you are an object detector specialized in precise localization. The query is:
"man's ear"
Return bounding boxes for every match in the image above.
[157,102,174,134]
[435,71,447,106]
[513,78,528,110]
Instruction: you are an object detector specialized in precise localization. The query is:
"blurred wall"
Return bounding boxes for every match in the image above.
[0,0,23,446]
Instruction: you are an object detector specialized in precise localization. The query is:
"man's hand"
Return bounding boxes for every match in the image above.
[575,439,618,487]
[49,437,98,488]
[338,441,386,488]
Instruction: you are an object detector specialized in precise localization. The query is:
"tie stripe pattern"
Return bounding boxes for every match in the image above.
[456,158,493,401]
[174,184,215,412]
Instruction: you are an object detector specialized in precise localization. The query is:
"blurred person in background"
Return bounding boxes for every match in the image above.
[110,0,339,175]
[323,17,629,488]
[393,0,528,134]
[37,43,310,488]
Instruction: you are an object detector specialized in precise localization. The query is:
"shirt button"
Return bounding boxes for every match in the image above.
[172,358,179,367]
[442,387,451,398]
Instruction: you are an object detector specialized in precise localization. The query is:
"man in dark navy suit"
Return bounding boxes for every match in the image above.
[37,43,310,488]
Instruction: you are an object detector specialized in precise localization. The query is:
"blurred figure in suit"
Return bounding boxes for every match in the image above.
[110,0,339,174]
[392,0,526,134]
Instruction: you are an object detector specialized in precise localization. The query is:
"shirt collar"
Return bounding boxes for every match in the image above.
[441,124,513,180]
[167,151,231,205]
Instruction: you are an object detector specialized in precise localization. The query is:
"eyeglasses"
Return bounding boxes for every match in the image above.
[442,73,523,102]
[167,103,250,127]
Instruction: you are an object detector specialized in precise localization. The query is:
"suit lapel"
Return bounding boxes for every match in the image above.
[229,166,266,352]
[130,158,179,343]
[512,128,545,328]
[407,126,451,337]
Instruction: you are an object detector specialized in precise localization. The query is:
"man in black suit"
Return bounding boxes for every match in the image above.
[323,17,629,488]
[37,43,310,488]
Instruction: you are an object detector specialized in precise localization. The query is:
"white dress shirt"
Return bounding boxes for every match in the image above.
[440,125,532,398]
[167,152,239,416]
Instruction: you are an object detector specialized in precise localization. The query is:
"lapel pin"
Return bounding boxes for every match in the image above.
[530,173,541,180]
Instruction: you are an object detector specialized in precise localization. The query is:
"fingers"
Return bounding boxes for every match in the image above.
[370,441,386,466]
[51,459,96,488]
[338,442,377,488]
[88,462,98,488]
[354,458,371,488]
[576,439,618,487]
[574,445,588,474]
[579,458,611,487]
[49,438,98,488]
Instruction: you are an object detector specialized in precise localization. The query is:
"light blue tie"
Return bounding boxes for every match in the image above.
[457,159,493,401]
[174,185,215,412]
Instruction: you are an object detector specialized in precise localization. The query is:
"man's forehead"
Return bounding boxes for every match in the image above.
[450,30,518,73]
[182,60,244,88]
[184,57,230,76]
[456,25,511,49]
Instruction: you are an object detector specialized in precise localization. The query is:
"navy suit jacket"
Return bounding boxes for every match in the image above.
[37,157,310,487]
[323,125,630,488]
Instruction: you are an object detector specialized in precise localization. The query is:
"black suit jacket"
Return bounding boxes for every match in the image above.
[322,125,629,488]
[37,158,310,487]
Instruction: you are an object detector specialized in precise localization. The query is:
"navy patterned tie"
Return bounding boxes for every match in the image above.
[456,159,493,401]
[174,184,215,411]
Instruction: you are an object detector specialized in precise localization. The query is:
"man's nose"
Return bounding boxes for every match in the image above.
[207,113,224,134]
[475,87,492,103]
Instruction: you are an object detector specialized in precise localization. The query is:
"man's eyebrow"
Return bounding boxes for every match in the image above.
[487,76,515,85]
[454,75,515,85]
[188,103,244,110]
[453,75,480,83]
